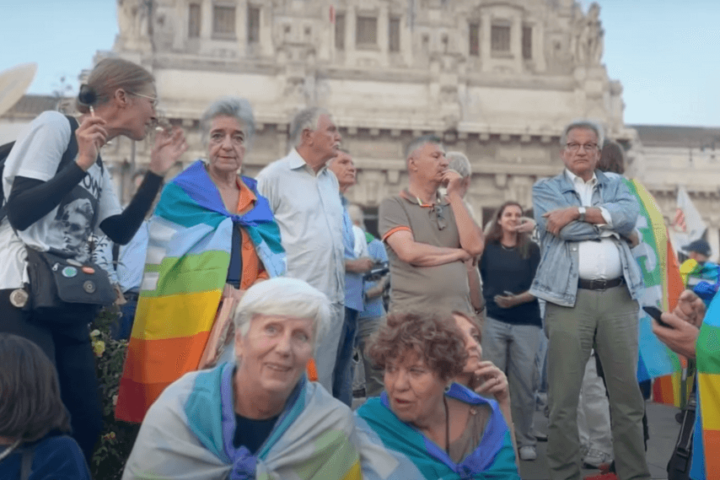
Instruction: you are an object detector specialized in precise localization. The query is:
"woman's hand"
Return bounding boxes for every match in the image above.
[494,294,517,308]
[473,361,510,406]
[75,117,108,171]
[149,127,188,176]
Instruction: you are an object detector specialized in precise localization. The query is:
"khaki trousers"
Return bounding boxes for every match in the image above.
[545,285,650,480]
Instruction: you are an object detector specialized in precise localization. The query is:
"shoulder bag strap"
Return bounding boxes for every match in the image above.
[20,446,34,480]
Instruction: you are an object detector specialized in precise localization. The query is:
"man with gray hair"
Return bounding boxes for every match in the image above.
[530,120,649,479]
[256,107,345,392]
[379,135,484,313]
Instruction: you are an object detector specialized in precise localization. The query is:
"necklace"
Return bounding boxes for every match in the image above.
[444,396,450,455]
[0,439,21,462]
[500,243,516,250]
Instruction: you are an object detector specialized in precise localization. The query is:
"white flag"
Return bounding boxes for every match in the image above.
[669,186,706,252]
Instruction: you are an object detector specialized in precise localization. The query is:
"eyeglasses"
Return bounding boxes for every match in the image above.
[434,204,447,230]
[565,143,599,152]
[129,91,158,108]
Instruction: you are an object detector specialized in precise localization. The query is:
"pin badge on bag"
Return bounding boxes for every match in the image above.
[62,266,78,278]
[83,281,96,294]
[9,289,29,308]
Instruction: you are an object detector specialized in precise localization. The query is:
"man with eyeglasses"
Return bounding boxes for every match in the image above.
[378,135,484,313]
[530,120,650,480]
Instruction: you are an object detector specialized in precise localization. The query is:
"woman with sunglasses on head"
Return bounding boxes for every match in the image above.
[479,201,543,462]
[0,57,187,462]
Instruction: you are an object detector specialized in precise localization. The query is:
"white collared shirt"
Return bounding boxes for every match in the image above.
[256,149,346,303]
[565,169,623,280]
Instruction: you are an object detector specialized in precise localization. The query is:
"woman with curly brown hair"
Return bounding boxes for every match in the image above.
[355,311,520,479]
[0,333,91,479]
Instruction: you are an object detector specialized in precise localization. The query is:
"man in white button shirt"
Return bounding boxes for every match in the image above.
[257,107,345,392]
[530,120,649,480]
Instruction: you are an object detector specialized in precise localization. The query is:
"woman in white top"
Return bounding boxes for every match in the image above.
[0,57,187,461]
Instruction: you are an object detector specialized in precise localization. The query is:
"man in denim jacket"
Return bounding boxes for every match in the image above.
[530,120,649,480]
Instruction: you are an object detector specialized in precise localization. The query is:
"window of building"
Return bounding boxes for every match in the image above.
[213,5,236,38]
[356,15,377,47]
[335,13,345,50]
[522,25,532,60]
[491,24,511,53]
[188,4,201,38]
[247,5,260,44]
[469,22,479,56]
[389,16,401,52]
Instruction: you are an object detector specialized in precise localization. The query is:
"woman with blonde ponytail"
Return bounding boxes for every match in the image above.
[0,57,188,461]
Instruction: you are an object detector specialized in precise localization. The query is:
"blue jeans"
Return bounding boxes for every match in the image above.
[112,294,138,341]
[332,307,359,406]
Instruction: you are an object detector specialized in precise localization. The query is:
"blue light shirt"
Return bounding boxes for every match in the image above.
[93,220,150,293]
[342,196,364,312]
[359,236,388,319]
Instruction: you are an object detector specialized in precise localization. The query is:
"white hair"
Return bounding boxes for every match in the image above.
[561,120,605,148]
[404,134,443,159]
[289,106,329,148]
[347,204,364,226]
[232,278,331,353]
[200,96,255,147]
[446,151,472,178]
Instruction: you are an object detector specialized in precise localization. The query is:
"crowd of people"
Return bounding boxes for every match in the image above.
[0,56,717,480]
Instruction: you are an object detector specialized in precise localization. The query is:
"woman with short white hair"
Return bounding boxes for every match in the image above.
[116,96,287,423]
[123,277,362,480]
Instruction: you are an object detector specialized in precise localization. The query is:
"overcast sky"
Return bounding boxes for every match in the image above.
[1,0,718,127]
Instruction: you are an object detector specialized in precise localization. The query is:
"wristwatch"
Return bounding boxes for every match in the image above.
[578,206,586,222]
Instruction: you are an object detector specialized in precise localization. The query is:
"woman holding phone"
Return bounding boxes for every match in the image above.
[0,57,187,461]
[479,201,542,462]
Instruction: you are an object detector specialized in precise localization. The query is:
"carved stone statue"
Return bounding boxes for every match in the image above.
[117,0,151,49]
[572,2,604,66]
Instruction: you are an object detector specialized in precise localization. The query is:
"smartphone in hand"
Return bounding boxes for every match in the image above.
[643,306,671,328]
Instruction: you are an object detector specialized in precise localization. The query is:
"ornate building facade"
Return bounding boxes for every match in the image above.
[97,0,634,230]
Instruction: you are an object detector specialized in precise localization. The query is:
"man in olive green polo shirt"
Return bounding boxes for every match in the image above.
[379,135,484,312]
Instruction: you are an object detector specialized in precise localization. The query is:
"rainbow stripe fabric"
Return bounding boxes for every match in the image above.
[123,363,362,479]
[116,161,285,423]
[623,178,684,383]
[355,383,520,479]
[691,294,720,479]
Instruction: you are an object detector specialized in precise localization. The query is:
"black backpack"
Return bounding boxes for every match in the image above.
[0,115,82,223]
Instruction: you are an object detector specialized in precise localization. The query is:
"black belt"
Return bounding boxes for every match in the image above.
[578,277,624,290]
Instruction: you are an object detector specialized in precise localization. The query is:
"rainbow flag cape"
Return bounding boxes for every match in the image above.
[123,363,362,479]
[624,178,684,384]
[355,384,520,479]
[691,294,720,480]
[116,161,285,423]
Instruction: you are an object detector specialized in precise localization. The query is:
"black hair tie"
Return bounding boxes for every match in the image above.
[77,84,98,106]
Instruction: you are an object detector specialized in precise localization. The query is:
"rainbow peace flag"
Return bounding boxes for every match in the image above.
[623,178,684,385]
[691,294,720,479]
[115,161,285,423]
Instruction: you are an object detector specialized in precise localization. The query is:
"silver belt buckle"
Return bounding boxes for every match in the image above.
[9,288,29,308]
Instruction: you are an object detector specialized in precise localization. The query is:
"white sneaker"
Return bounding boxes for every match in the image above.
[583,448,613,469]
[519,446,537,461]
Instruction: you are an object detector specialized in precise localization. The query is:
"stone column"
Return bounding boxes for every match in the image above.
[533,23,546,72]
[402,14,413,66]
[172,0,186,50]
[480,11,491,72]
[260,3,274,56]
[200,0,212,40]
[511,14,522,72]
[346,6,356,63]
[236,0,248,53]
[378,4,389,66]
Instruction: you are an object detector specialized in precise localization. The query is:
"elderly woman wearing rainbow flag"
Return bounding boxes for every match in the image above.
[116,96,286,423]
[355,311,520,479]
[122,278,362,479]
